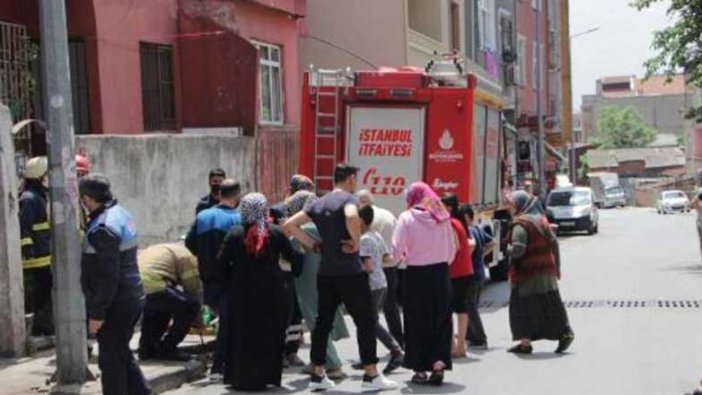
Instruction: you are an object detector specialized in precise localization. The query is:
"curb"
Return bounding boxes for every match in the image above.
[148,358,208,394]
[50,358,207,394]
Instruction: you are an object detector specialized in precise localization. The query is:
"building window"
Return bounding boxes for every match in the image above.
[450,1,461,52]
[254,41,284,125]
[532,0,541,11]
[69,40,90,135]
[532,42,538,89]
[499,9,515,61]
[516,34,527,85]
[477,0,496,51]
[140,43,176,131]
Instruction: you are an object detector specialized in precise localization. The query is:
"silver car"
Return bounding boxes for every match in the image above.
[546,187,600,235]
[657,190,691,214]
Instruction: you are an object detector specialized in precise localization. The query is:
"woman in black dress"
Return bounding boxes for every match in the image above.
[218,193,300,391]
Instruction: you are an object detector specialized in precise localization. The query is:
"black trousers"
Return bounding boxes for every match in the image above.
[382,267,404,349]
[465,277,487,343]
[97,304,151,395]
[139,287,201,353]
[282,272,303,355]
[312,273,378,366]
[26,266,54,336]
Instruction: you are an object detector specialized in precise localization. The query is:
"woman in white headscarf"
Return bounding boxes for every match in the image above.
[218,193,301,391]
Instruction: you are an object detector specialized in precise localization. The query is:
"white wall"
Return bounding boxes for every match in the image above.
[77,134,257,245]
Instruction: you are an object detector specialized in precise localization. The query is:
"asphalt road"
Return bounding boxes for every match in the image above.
[165,207,702,395]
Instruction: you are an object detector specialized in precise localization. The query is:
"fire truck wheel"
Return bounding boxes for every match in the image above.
[489,260,509,282]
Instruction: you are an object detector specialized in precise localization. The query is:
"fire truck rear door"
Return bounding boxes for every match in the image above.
[346,106,426,215]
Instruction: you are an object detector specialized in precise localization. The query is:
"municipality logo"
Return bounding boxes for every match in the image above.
[439,129,454,150]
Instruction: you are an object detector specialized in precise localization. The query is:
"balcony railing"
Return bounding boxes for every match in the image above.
[408,28,447,59]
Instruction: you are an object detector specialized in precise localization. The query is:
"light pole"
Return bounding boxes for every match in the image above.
[568,26,600,184]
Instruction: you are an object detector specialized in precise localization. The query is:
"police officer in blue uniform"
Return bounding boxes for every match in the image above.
[79,174,151,395]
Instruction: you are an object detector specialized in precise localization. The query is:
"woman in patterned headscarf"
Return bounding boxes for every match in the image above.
[506,190,574,355]
[393,182,457,386]
[286,190,350,379]
[218,193,302,391]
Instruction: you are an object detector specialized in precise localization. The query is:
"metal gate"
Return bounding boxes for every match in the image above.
[0,20,34,161]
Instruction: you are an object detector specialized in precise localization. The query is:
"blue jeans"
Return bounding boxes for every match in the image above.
[204,283,229,374]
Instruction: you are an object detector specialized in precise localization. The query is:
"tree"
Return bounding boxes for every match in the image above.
[593,106,657,149]
[632,0,702,121]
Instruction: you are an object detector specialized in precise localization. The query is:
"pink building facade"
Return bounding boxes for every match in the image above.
[0,0,305,136]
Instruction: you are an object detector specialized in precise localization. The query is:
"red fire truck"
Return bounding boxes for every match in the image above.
[299,60,509,217]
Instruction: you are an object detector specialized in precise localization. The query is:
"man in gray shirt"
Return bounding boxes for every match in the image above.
[284,164,398,392]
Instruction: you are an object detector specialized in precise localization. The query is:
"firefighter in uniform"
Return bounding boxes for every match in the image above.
[137,243,201,361]
[19,156,53,336]
[79,174,151,395]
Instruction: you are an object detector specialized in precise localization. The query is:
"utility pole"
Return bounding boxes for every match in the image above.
[536,1,546,200]
[38,0,88,385]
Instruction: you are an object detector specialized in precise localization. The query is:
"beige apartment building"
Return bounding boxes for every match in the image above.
[299,0,467,72]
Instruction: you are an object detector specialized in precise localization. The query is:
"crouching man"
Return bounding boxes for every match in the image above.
[138,243,202,361]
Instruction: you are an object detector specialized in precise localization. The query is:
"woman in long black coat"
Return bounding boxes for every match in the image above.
[217,192,301,391]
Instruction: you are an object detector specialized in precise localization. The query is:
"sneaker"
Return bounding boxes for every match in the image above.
[326,368,348,381]
[286,353,306,367]
[209,373,224,382]
[361,374,399,391]
[309,374,336,391]
[383,352,404,374]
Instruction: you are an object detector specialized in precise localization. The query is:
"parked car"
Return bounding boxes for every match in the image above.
[546,187,599,235]
[603,185,627,208]
[657,190,691,214]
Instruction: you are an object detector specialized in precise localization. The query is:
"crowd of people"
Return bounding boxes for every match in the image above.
[17,158,575,394]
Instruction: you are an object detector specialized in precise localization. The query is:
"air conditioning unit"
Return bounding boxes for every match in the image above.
[504,66,516,87]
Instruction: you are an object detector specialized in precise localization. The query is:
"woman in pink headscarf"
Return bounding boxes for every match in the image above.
[393,182,457,386]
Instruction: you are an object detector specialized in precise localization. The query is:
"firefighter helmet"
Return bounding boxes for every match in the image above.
[23,156,48,180]
[76,154,90,176]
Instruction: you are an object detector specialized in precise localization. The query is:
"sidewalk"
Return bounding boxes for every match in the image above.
[0,334,212,395]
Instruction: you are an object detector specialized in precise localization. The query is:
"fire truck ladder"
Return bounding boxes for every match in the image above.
[311,69,349,193]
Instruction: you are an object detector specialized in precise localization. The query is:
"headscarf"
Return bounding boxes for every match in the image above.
[240,193,269,256]
[405,182,450,223]
[509,190,544,217]
[290,174,314,195]
[286,190,318,216]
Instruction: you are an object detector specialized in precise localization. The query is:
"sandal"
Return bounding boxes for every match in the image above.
[411,372,428,385]
[507,344,533,354]
[428,369,444,386]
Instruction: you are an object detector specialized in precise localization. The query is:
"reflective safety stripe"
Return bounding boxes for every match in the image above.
[181,269,199,281]
[32,222,50,231]
[141,273,166,294]
[23,255,51,269]
[20,238,34,247]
